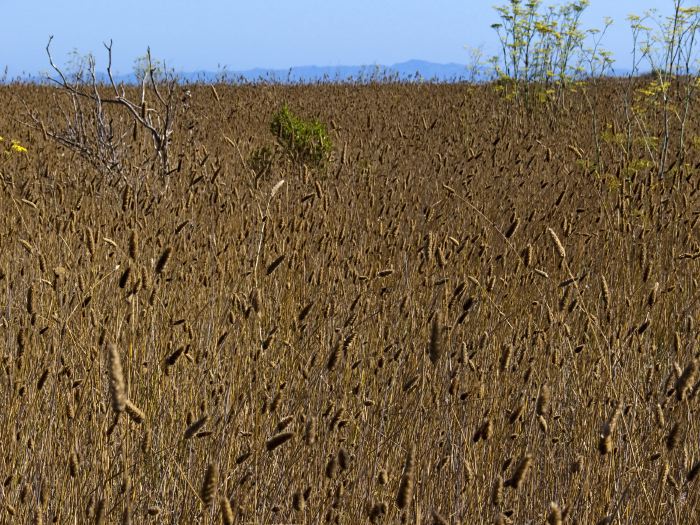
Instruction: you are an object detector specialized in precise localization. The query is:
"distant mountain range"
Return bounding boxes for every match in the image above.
[112,59,637,84]
[18,59,638,85]
[120,60,486,84]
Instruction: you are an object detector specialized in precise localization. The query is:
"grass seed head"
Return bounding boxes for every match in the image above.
[428,313,443,365]
[266,431,295,452]
[675,359,697,401]
[396,445,416,510]
[155,246,172,275]
[505,453,533,490]
[107,343,125,414]
[200,463,218,506]
[547,228,566,259]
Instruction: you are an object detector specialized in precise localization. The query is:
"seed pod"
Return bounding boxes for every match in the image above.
[184,415,208,439]
[266,432,294,452]
[505,453,532,490]
[200,464,218,506]
[155,246,172,275]
[428,313,443,366]
[675,359,697,401]
[107,344,125,414]
[547,228,566,259]
[396,446,415,510]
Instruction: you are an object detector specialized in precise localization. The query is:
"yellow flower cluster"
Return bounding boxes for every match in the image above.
[0,136,28,156]
[11,141,28,154]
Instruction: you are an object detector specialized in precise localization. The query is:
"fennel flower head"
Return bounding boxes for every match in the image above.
[10,140,28,154]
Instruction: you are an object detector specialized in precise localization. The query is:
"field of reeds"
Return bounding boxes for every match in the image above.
[1,79,699,524]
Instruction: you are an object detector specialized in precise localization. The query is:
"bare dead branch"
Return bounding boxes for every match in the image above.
[30,37,182,179]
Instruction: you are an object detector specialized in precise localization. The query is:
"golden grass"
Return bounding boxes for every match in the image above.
[0,79,699,523]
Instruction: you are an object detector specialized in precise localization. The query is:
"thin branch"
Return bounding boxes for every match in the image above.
[36,37,181,177]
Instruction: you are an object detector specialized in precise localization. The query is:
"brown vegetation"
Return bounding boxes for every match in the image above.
[0,79,699,523]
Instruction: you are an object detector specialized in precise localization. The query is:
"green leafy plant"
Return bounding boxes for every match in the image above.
[490,0,612,105]
[133,52,168,84]
[488,0,699,181]
[626,3,700,176]
[270,105,332,167]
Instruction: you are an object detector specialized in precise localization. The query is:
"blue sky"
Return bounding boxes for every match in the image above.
[0,1,686,77]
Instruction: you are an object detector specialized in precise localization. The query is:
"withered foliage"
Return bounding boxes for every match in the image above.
[0,79,698,523]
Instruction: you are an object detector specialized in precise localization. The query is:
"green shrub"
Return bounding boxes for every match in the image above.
[270,105,332,167]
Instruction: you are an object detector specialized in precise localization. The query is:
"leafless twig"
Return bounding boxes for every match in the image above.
[24,36,182,179]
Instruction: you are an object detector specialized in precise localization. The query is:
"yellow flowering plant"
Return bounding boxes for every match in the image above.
[1,136,29,156]
[0,137,29,181]
[11,142,28,154]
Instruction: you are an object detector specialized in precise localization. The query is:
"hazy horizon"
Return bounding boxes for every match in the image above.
[1,1,694,79]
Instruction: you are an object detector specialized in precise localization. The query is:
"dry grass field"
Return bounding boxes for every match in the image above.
[1,80,699,524]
